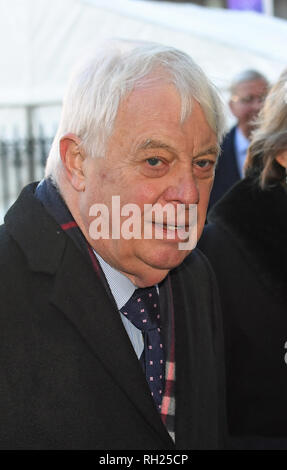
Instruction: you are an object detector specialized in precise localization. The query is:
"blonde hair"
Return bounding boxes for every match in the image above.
[245,68,287,189]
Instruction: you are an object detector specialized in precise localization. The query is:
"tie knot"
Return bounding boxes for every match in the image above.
[120,286,161,332]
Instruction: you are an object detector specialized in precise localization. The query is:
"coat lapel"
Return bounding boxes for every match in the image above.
[171,253,223,449]
[224,127,241,183]
[171,261,199,448]
[5,184,173,447]
[50,239,173,447]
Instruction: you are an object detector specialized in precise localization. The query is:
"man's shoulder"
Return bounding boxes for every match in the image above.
[182,247,213,271]
[0,223,25,268]
[2,183,68,275]
[173,248,217,290]
[218,126,237,162]
[0,223,33,308]
[171,249,223,342]
[198,223,228,263]
[221,125,236,148]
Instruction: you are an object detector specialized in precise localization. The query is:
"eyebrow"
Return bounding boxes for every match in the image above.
[137,139,219,158]
[137,139,176,153]
[194,145,219,158]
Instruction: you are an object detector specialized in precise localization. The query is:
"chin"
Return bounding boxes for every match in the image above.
[134,248,189,288]
[141,243,190,271]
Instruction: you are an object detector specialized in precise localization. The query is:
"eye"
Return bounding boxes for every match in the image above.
[142,156,168,178]
[240,96,253,104]
[194,159,214,169]
[146,157,162,167]
[193,158,216,179]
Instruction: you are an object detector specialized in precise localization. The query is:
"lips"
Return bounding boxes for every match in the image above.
[151,221,191,241]
[154,222,189,231]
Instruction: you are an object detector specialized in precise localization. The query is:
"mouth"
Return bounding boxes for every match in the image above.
[155,222,188,230]
[151,221,191,241]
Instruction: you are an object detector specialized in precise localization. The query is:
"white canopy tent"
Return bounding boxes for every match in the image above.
[0,0,286,220]
[0,0,286,106]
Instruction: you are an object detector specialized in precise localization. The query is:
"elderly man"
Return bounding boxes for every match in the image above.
[0,42,226,450]
[209,69,268,209]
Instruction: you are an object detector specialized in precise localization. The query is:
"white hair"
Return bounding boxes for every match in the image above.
[230,69,269,95]
[45,40,226,183]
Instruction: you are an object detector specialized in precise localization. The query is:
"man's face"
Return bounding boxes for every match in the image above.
[229,79,268,138]
[78,83,218,287]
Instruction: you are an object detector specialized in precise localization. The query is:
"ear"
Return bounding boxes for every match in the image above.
[275,150,287,169]
[228,99,236,117]
[59,133,86,191]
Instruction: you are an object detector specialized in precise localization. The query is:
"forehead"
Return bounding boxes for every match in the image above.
[110,82,216,151]
[117,82,183,125]
[234,79,267,96]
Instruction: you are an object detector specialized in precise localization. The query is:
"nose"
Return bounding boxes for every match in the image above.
[163,170,199,206]
[250,96,264,115]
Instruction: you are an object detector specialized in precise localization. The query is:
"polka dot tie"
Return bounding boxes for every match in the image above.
[120,286,165,412]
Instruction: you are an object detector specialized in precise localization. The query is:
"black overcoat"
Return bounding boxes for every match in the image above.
[209,126,241,210]
[0,184,225,450]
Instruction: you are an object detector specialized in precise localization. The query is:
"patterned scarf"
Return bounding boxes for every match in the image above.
[35,178,176,441]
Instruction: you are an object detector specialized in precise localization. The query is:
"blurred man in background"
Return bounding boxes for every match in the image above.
[209,69,268,209]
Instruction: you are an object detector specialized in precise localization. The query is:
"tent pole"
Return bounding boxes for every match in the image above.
[263,0,274,15]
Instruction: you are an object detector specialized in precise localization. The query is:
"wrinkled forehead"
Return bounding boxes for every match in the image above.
[115,81,186,127]
[107,85,219,158]
[127,71,195,121]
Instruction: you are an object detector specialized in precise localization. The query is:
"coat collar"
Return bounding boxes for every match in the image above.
[50,239,173,447]
[208,177,287,302]
[220,126,240,181]
[4,183,174,448]
[5,183,67,274]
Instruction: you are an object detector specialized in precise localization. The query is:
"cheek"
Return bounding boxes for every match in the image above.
[236,108,246,119]
[199,182,213,210]
[97,169,118,191]
[99,170,108,183]
[233,106,249,121]
[123,181,162,207]
[242,106,255,119]
[80,188,101,223]
[141,182,161,198]
[88,169,119,203]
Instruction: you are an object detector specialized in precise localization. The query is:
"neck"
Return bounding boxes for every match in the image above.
[238,124,251,140]
[121,267,169,288]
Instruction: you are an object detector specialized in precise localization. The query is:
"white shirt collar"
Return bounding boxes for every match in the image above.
[235,126,250,178]
[93,250,136,310]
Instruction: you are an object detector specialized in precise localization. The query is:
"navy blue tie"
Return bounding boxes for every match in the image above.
[120,286,165,412]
